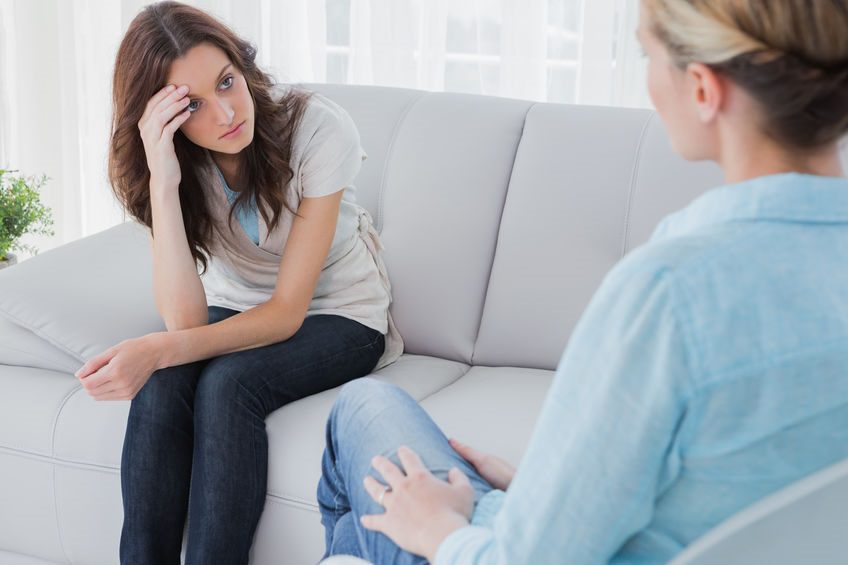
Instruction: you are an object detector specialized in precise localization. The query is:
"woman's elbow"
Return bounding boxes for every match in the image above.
[163,311,209,332]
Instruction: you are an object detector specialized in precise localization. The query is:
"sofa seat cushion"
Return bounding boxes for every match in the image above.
[267,354,470,506]
[420,366,555,468]
[3,354,552,511]
[0,354,467,493]
[268,363,554,509]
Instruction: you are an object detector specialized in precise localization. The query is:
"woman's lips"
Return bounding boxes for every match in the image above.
[220,120,245,139]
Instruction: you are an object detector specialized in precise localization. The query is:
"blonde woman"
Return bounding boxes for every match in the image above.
[72,1,402,563]
[317,0,848,563]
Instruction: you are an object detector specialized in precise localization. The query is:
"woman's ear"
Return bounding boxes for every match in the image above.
[686,62,724,124]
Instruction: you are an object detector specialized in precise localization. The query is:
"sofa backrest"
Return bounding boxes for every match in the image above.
[2,85,845,374]
[308,84,730,368]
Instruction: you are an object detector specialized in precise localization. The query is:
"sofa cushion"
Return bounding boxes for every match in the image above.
[375,92,532,364]
[0,221,163,373]
[420,365,555,467]
[267,354,469,506]
[0,316,80,373]
[7,354,466,498]
[472,104,651,370]
[472,105,724,370]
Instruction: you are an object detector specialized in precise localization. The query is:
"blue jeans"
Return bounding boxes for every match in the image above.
[318,378,494,564]
[120,307,385,565]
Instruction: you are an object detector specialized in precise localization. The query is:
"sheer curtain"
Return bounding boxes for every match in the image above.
[0,0,648,259]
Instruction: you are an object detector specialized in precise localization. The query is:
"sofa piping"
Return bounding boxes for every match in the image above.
[375,91,427,232]
[621,111,656,258]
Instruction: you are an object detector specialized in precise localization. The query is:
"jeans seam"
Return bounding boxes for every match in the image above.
[330,451,347,517]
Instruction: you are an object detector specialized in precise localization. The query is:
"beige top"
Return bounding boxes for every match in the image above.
[198,89,403,370]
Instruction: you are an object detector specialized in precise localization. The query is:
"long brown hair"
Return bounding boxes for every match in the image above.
[644,0,848,150]
[109,0,310,274]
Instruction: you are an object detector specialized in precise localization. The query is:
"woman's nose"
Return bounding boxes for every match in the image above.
[214,99,235,126]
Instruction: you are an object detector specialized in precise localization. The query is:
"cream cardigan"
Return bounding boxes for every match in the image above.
[197,90,402,370]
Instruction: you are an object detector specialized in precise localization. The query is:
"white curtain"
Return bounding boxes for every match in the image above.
[0,0,647,259]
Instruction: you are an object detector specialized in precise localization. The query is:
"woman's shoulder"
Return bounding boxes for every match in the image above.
[272,84,358,143]
[270,85,366,197]
[282,87,364,170]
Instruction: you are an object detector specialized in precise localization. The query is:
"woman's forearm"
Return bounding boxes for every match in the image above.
[156,297,303,369]
[149,184,208,331]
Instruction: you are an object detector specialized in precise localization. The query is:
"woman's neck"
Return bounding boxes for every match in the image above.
[718,130,845,184]
[211,151,245,191]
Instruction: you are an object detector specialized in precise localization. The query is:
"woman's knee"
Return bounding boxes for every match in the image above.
[133,362,202,409]
[331,378,407,430]
[194,358,265,422]
[127,362,203,429]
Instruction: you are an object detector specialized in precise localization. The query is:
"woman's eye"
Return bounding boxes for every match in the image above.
[184,76,233,114]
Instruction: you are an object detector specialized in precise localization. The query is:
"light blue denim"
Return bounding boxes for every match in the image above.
[320,173,848,564]
[318,377,496,564]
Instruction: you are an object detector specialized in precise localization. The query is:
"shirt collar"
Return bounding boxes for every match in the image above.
[652,173,848,241]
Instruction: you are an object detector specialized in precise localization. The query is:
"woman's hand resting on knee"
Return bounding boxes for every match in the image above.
[361,446,475,562]
[449,438,516,491]
[74,333,168,401]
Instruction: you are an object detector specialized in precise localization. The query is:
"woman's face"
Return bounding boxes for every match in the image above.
[165,42,255,155]
[637,2,716,161]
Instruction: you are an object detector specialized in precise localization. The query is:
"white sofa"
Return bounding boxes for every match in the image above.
[1,84,845,565]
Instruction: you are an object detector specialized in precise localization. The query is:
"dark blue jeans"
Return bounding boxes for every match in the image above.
[119,306,385,565]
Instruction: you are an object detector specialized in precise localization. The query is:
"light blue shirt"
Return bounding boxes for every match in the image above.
[436,173,848,564]
[215,165,260,245]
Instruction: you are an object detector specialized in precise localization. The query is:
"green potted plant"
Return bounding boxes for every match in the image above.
[0,169,55,269]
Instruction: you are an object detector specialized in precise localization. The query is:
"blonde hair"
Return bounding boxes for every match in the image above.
[644,0,848,149]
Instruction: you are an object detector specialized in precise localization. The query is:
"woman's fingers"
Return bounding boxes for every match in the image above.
[449,438,480,465]
[140,85,189,133]
[360,512,387,532]
[363,475,391,505]
[157,95,191,131]
[371,454,406,488]
[75,347,117,379]
[151,85,187,119]
[447,467,471,489]
[162,107,191,136]
[139,85,176,125]
[397,445,426,473]
[139,85,173,121]
[86,369,124,396]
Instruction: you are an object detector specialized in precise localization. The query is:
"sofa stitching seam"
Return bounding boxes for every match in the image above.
[50,384,83,565]
[621,111,655,257]
[376,91,427,232]
[0,444,118,470]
